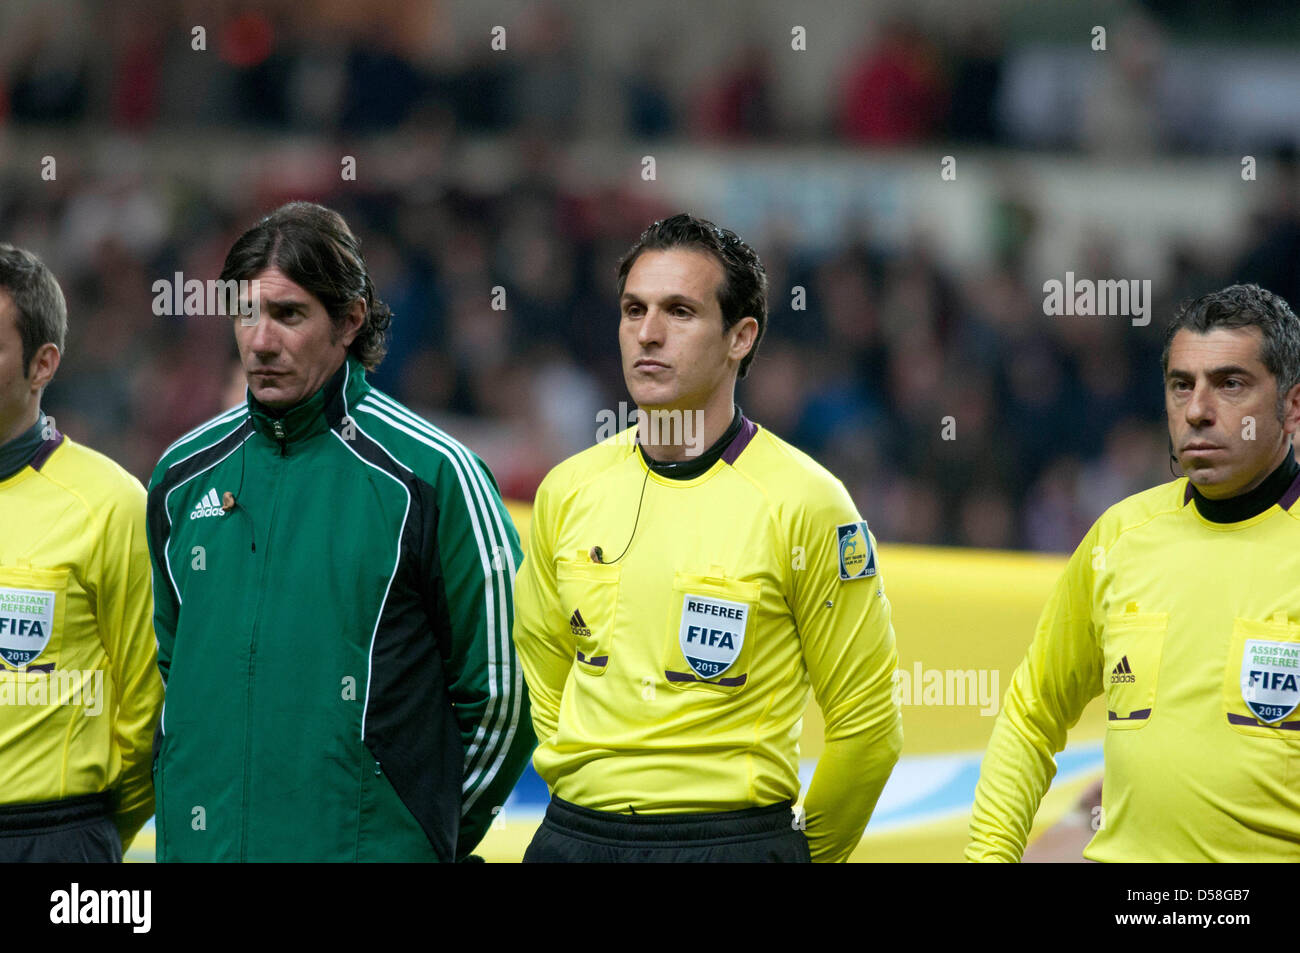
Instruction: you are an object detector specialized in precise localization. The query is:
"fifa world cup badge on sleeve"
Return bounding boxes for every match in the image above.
[836,521,877,581]
[1240,639,1300,723]
[0,587,56,669]
[679,595,749,679]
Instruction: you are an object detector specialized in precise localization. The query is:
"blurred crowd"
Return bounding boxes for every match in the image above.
[4,0,1300,151]
[2,1,1300,552]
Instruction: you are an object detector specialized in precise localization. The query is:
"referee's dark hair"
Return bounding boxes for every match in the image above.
[220,201,392,371]
[1162,283,1300,419]
[617,213,768,379]
[0,244,68,378]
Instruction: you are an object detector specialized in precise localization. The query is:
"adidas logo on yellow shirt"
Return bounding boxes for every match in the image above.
[1111,655,1136,684]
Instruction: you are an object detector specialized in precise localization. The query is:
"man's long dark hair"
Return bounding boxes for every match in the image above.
[220,202,392,371]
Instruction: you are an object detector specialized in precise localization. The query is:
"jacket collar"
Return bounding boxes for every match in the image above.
[245,355,370,448]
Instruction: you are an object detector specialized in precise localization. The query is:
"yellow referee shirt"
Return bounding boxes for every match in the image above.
[0,425,163,849]
[514,419,902,862]
[968,475,1300,862]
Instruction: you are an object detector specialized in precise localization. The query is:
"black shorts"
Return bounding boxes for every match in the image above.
[523,796,811,863]
[0,792,122,863]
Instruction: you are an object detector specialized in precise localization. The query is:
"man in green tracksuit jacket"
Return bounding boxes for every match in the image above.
[146,202,533,861]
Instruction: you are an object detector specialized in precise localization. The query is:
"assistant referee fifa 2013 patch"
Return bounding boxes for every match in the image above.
[1241,639,1300,723]
[836,521,876,581]
[0,586,57,668]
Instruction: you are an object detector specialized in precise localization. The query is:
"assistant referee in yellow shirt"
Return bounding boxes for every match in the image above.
[0,245,163,861]
[513,214,902,862]
[969,283,1300,862]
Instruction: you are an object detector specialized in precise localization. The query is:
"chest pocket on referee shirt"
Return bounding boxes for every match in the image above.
[556,557,621,677]
[1222,614,1300,740]
[662,572,762,696]
[1102,607,1166,729]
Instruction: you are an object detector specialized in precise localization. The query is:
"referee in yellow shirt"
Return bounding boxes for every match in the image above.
[513,214,902,862]
[0,245,163,861]
[969,283,1300,862]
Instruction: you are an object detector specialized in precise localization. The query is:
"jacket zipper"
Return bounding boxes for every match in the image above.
[239,441,285,860]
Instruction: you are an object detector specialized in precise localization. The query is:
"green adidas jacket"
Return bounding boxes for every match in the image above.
[145,355,532,861]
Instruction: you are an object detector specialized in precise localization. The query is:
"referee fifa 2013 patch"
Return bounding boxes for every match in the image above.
[836,522,876,581]
[678,594,748,680]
